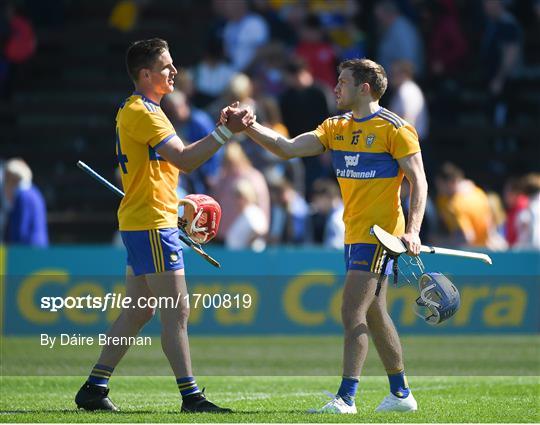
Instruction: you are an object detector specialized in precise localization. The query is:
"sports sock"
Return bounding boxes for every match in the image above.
[337,376,359,406]
[177,376,201,398]
[88,363,114,387]
[387,369,410,398]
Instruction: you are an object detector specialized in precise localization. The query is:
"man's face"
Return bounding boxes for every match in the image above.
[334,69,364,110]
[145,50,177,95]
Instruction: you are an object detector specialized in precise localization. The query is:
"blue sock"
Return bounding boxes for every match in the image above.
[337,376,359,406]
[88,363,114,387]
[388,370,410,398]
[177,376,201,398]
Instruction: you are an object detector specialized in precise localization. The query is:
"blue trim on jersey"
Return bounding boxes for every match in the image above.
[382,108,405,125]
[142,101,155,112]
[133,91,160,106]
[148,146,166,161]
[332,150,399,180]
[154,133,176,150]
[379,109,404,128]
[352,107,383,122]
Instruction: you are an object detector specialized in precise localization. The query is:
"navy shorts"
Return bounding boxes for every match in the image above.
[120,228,184,276]
[344,243,394,274]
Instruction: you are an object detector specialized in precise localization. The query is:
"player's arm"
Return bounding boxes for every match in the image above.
[156,134,221,174]
[398,152,428,255]
[244,122,325,160]
[157,106,254,173]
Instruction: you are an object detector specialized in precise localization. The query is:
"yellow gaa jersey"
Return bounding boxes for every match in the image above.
[115,92,179,231]
[312,107,421,244]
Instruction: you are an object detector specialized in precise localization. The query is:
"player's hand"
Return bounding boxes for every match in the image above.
[219,102,256,132]
[217,101,238,126]
[401,232,421,256]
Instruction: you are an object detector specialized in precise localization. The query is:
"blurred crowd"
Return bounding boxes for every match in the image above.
[157,0,538,251]
[2,0,539,250]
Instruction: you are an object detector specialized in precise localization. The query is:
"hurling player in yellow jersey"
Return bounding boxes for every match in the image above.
[75,39,253,413]
[227,59,428,413]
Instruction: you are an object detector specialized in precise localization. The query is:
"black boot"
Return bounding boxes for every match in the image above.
[181,389,232,413]
[75,382,118,411]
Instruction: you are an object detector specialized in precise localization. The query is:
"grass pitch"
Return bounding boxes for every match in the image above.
[1,335,539,423]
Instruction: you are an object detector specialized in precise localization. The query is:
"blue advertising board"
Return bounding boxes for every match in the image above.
[1,245,539,335]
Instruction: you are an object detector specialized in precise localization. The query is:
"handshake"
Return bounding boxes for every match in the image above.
[218,101,256,134]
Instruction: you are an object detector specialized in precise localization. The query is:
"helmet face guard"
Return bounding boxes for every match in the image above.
[414,272,461,325]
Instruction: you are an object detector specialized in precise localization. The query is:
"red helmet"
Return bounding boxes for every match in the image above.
[178,194,221,244]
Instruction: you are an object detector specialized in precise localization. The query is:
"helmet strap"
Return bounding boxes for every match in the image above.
[375,252,399,296]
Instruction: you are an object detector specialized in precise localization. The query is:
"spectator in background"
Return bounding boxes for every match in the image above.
[310,178,344,249]
[267,177,309,245]
[255,95,305,197]
[389,60,428,141]
[423,0,468,77]
[257,96,289,140]
[251,0,298,47]
[503,176,529,247]
[279,58,331,196]
[221,0,269,71]
[418,0,467,128]
[374,0,423,77]
[481,0,522,127]
[3,158,48,246]
[109,0,140,32]
[333,17,367,62]
[208,73,257,123]
[294,14,337,89]
[248,42,289,97]
[208,73,273,170]
[161,90,222,194]
[1,3,36,98]
[248,96,293,175]
[435,162,502,249]
[211,142,270,242]
[189,37,235,108]
[225,179,268,251]
[515,173,540,250]
[2,4,36,65]
[306,0,359,44]
[486,191,508,248]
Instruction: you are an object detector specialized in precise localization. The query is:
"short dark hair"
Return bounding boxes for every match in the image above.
[338,58,388,100]
[126,38,169,82]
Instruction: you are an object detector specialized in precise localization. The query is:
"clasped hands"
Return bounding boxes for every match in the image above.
[218,101,256,133]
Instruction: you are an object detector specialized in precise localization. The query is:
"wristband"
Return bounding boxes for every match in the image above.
[212,125,233,145]
[218,125,233,139]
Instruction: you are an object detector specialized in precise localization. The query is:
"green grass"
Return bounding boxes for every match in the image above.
[2,335,539,376]
[1,335,539,422]
[1,376,538,423]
